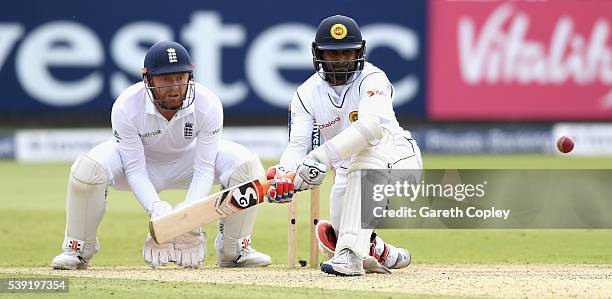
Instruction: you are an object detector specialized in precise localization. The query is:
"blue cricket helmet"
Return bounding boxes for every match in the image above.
[142,41,196,111]
[311,15,366,85]
[144,41,194,76]
[313,15,364,50]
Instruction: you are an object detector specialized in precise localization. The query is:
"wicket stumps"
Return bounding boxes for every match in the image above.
[286,111,322,268]
[309,187,320,267]
[288,187,320,268]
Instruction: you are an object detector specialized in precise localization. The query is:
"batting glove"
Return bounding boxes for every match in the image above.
[293,156,327,192]
[265,165,294,203]
[266,164,289,179]
[266,177,295,203]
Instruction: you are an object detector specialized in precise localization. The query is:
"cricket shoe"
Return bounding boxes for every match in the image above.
[392,248,412,269]
[52,238,97,270]
[363,256,391,274]
[315,220,393,274]
[370,232,411,269]
[320,248,365,276]
[215,234,271,268]
[51,251,89,270]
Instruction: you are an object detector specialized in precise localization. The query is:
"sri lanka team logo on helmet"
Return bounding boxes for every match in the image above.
[330,23,348,40]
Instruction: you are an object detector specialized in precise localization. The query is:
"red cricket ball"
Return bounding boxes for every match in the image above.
[557,136,574,153]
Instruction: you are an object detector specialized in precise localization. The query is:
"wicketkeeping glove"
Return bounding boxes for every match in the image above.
[143,233,175,268]
[143,200,176,268]
[174,228,206,268]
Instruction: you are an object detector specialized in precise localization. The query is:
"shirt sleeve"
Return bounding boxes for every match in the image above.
[111,106,161,213]
[184,99,223,203]
[357,73,395,122]
[280,92,315,171]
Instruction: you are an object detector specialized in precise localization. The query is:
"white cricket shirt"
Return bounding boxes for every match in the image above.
[111,81,223,211]
[281,62,411,170]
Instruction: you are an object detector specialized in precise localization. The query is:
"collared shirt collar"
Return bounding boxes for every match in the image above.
[318,75,356,99]
[174,99,195,119]
[145,93,158,115]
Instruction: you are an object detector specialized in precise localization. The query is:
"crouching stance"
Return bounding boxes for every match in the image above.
[52,41,270,269]
[268,15,422,276]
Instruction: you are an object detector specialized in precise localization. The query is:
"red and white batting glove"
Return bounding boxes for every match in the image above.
[265,165,295,203]
[266,164,288,179]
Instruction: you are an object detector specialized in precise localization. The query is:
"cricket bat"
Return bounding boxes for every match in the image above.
[150,177,277,244]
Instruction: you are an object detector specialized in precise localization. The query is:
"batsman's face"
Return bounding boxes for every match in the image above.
[148,72,190,110]
[321,49,358,85]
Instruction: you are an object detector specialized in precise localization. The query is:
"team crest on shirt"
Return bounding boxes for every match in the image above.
[330,23,348,40]
[349,111,358,123]
[184,122,193,139]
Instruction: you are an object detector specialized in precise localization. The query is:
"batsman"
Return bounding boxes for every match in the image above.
[268,15,423,276]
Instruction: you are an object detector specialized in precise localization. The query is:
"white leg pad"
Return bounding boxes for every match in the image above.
[216,154,265,261]
[64,154,108,259]
[335,148,389,259]
[329,169,347,235]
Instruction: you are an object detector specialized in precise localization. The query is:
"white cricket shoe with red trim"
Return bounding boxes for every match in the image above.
[316,220,411,273]
[370,232,411,269]
[215,235,271,268]
[51,238,94,270]
[51,251,89,270]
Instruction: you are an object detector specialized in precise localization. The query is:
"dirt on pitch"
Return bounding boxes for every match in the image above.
[2,264,612,298]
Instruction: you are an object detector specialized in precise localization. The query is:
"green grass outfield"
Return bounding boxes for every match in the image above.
[0,155,611,297]
[0,273,441,299]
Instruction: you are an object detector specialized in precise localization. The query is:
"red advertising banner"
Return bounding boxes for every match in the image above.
[428,0,612,120]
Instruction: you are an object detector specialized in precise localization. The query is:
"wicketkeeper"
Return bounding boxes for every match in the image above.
[51,41,271,270]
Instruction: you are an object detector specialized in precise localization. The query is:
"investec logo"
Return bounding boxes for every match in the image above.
[318,116,341,130]
[138,129,162,138]
[0,12,419,108]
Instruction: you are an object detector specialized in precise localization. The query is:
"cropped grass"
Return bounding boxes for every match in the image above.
[0,273,440,299]
[1,154,611,298]
[1,154,611,268]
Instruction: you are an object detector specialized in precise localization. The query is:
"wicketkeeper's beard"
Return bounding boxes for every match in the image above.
[146,82,195,111]
[156,98,183,110]
[154,91,186,110]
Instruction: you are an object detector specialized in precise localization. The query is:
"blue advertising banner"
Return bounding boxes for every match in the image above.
[409,126,554,154]
[0,133,14,159]
[0,0,426,125]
